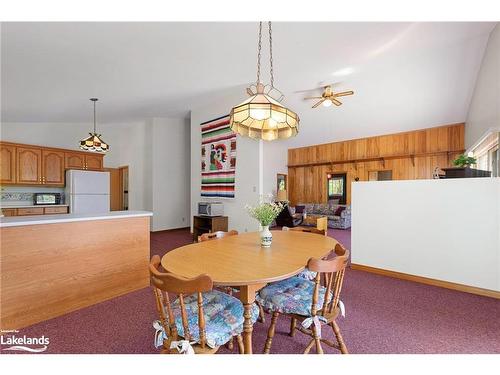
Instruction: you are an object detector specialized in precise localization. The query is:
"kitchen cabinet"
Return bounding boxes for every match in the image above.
[16,146,42,185]
[1,206,69,216]
[17,207,45,216]
[85,154,104,170]
[42,150,65,185]
[0,142,105,186]
[43,206,69,214]
[65,152,86,169]
[65,152,104,171]
[2,208,17,217]
[0,144,16,184]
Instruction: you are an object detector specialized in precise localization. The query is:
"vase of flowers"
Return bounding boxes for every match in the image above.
[245,196,285,247]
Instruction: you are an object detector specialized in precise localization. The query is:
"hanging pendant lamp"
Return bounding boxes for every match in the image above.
[79,98,109,153]
[229,22,299,141]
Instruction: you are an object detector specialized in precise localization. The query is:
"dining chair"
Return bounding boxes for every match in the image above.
[289,227,327,236]
[198,228,266,349]
[282,227,324,280]
[150,255,259,354]
[198,230,239,242]
[256,243,350,354]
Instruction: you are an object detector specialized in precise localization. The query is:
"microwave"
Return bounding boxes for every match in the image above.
[34,193,62,205]
[198,202,224,217]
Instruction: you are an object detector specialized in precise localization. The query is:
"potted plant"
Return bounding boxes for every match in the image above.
[452,154,477,168]
[245,196,285,247]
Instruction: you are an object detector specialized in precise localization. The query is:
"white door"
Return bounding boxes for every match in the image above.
[70,170,110,195]
[70,194,110,214]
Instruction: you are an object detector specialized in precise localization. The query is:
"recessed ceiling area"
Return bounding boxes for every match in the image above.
[1,22,496,146]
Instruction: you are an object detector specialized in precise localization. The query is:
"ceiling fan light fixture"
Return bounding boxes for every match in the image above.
[229,22,299,141]
[322,99,333,107]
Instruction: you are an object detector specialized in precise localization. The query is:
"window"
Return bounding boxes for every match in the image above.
[327,173,346,204]
[469,131,499,177]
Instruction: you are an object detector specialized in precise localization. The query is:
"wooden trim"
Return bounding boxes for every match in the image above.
[351,263,500,299]
[288,150,465,168]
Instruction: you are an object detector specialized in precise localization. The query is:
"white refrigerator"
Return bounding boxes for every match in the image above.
[65,170,110,214]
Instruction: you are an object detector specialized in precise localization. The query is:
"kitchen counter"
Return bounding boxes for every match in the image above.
[0,210,152,227]
[1,210,152,329]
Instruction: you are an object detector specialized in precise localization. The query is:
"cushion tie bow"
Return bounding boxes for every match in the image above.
[170,340,196,354]
[153,320,168,349]
[338,300,346,317]
[301,315,327,338]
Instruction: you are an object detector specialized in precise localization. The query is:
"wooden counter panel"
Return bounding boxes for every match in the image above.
[0,216,150,329]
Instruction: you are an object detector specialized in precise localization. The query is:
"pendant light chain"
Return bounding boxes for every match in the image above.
[268,21,274,88]
[93,100,97,133]
[255,21,274,87]
[256,22,262,84]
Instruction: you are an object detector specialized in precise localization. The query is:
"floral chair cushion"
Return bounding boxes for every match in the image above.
[170,290,259,348]
[296,269,317,280]
[256,276,331,317]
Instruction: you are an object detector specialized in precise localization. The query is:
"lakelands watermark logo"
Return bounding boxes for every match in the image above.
[1,330,50,353]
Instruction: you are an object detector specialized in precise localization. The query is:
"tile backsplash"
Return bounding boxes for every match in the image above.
[1,186,65,206]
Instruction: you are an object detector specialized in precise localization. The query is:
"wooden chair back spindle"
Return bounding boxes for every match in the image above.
[149,255,213,352]
[306,244,350,319]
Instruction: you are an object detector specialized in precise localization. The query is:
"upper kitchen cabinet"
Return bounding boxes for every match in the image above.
[65,152,86,169]
[65,152,104,170]
[16,146,42,185]
[0,144,16,184]
[0,142,105,186]
[42,149,65,185]
[85,154,104,170]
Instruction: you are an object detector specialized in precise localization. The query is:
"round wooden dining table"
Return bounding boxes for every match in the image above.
[161,230,338,354]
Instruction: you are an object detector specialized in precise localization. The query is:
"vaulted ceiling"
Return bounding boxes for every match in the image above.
[1,22,496,146]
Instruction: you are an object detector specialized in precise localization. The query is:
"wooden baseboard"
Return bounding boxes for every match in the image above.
[350,263,500,299]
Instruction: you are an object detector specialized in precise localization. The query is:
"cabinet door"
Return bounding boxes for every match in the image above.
[65,152,85,170]
[42,150,65,185]
[2,208,17,217]
[16,146,42,184]
[85,154,104,170]
[0,144,16,184]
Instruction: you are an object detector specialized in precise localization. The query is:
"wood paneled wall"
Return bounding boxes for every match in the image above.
[288,123,465,205]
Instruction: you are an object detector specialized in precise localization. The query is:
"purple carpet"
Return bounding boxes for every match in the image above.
[4,228,499,354]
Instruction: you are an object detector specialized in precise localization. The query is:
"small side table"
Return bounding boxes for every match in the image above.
[192,215,229,242]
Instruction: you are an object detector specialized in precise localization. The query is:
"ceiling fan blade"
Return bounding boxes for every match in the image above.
[312,99,325,108]
[304,96,323,100]
[334,90,354,97]
[332,98,342,106]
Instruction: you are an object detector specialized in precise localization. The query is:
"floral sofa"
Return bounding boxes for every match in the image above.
[295,203,351,229]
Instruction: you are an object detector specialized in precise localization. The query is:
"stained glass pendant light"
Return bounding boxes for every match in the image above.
[79,98,109,153]
[229,22,299,141]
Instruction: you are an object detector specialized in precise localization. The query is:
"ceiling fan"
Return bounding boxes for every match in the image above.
[304,85,354,108]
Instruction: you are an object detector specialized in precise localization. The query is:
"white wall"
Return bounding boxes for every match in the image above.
[466,24,500,148]
[262,140,290,199]
[190,88,263,233]
[151,118,190,231]
[351,178,500,291]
